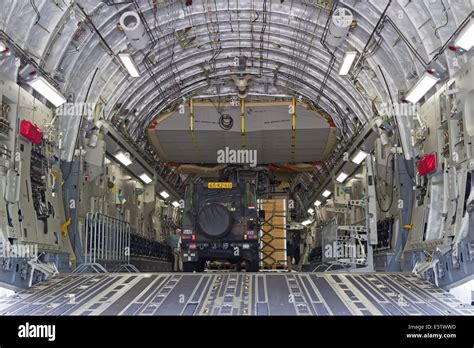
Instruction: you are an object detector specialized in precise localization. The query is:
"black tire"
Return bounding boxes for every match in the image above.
[183,260,205,272]
[183,262,197,272]
[236,261,242,272]
[195,260,205,272]
[248,259,260,272]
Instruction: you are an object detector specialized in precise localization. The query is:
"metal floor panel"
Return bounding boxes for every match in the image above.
[1,272,473,316]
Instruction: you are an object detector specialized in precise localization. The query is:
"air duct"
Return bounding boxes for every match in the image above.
[230,75,251,99]
[326,8,353,47]
[119,11,150,51]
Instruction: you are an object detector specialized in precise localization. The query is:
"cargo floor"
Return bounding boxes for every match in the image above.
[0,273,473,315]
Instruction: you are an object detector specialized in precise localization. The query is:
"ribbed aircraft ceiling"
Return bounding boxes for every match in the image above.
[1,0,471,137]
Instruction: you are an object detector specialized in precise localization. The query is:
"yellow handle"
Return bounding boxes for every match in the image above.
[61,218,71,237]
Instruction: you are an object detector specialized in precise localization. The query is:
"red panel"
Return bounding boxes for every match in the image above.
[417,153,437,176]
[19,120,43,144]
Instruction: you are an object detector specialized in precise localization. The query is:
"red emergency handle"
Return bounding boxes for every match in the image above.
[417,153,437,176]
[19,120,43,144]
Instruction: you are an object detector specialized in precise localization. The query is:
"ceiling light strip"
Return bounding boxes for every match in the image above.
[118,53,140,78]
[28,77,66,107]
[351,150,368,165]
[405,72,439,104]
[339,51,357,76]
[336,172,349,183]
[454,16,474,51]
[114,151,132,166]
[139,173,153,184]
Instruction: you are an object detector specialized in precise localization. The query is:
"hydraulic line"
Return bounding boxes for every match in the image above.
[241,98,246,149]
[189,98,201,163]
[291,97,296,162]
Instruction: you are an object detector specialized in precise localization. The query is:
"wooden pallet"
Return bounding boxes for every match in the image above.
[258,198,288,270]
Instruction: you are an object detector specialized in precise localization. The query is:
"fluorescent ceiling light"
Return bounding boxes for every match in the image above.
[352,150,368,164]
[336,172,349,183]
[322,190,332,198]
[114,151,132,166]
[118,53,140,77]
[454,19,474,51]
[338,51,357,75]
[139,173,153,184]
[302,220,312,226]
[405,73,439,104]
[159,191,170,199]
[307,208,314,215]
[28,77,66,107]
[172,201,180,208]
[314,200,322,207]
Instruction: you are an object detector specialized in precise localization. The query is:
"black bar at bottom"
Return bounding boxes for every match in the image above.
[0,316,472,346]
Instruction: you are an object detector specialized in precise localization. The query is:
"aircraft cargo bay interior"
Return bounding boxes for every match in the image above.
[0,1,473,338]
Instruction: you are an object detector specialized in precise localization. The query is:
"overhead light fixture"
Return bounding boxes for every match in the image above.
[454,19,474,51]
[159,190,170,199]
[172,201,180,208]
[314,200,322,207]
[302,220,312,226]
[139,173,153,184]
[405,73,439,104]
[307,208,314,215]
[28,76,66,107]
[114,151,132,166]
[322,190,332,198]
[351,150,368,164]
[338,51,357,76]
[336,172,349,183]
[118,53,140,77]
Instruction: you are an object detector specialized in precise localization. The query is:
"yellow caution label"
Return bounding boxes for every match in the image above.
[208,182,233,189]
